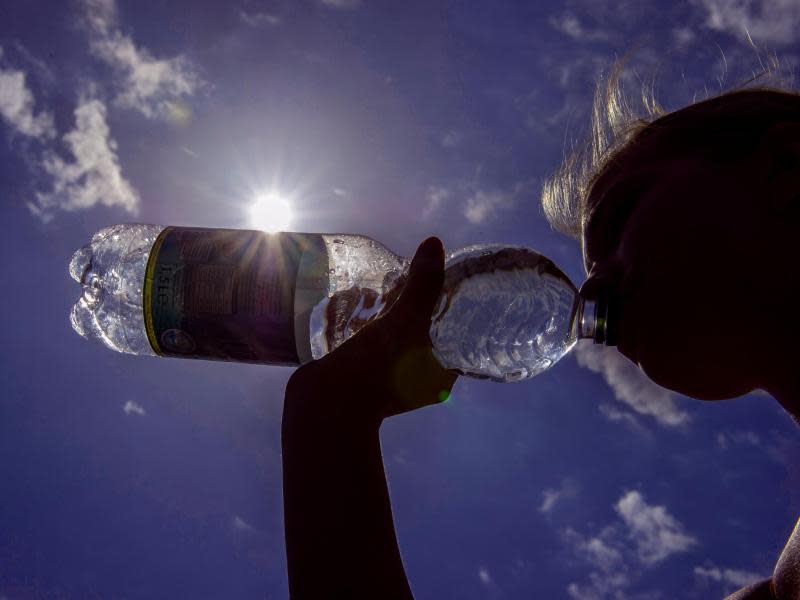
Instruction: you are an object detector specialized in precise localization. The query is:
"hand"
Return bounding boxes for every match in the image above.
[285,236,459,428]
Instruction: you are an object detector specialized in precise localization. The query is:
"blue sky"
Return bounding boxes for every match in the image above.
[1,1,799,598]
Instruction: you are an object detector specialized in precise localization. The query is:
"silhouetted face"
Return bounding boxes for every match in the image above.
[581,133,789,400]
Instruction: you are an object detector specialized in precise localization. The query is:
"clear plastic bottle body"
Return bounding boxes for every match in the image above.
[310,241,579,382]
[70,224,165,356]
[309,234,408,359]
[430,245,578,382]
[70,225,584,382]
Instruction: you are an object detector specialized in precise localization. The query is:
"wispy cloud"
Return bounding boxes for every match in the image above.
[240,10,281,28]
[540,489,562,514]
[716,430,760,450]
[672,26,696,48]
[0,48,55,140]
[695,0,800,45]
[463,189,511,225]
[539,477,579,513]
[123,400,146,416]
[615,491,698,566]
[566,572,629,600]
[563,526,629,599]
[563,490,697,598]
[598,403,650,435]
[521,53,609,136]
[573,341,690,427]
[82,0,203,120]
[232,515,257,533]
[0,45,139,221]
[564,527,625,572]
[421,179,532,226]
[548,12,609,42]
[694,564,765,592]
[477,567,492,585]
[320,0,361,8]
[5,42,56,85]
[29,97,139,220]
[422,185,450,219]
[441,130,462,148]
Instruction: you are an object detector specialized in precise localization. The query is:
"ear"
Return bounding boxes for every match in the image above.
[758,121,800,214]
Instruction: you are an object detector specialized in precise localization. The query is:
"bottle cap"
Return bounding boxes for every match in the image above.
[575,295,614,346]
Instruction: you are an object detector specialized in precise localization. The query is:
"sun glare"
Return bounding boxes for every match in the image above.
[249,193,293,233]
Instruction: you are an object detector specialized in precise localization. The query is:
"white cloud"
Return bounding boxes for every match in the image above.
[232,515,256,533]
[598,403,650,434]
[478,567,491,585]
[694,564,765,590]
[562,490,698,598]
[548,12,608,42]
[567,572,629,600]
[30,97,139,219]
[123,400,146,416]
[695,0,800,45]
[240,10,281,27]
[540,489,562,513]
[82,0,117,35]
[0,55,55,140]
[441,130,462,148]
[320,0,361,8]
[672,26,696,47]
[564,527,625,572]
[464,189,510,224]
[615,491,697,566]
[422,185,449,219]
[562,527,628,599]
[539,477,579,513]
[0,46,138,221]
[694,566,767,588]
[717,430,761,450]
[82,0,202,119]
[573,341,690,427]
[424,178,531,226]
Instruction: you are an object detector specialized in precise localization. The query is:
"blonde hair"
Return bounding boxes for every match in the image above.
[541,52,797,247]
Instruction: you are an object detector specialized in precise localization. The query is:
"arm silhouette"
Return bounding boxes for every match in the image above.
[282,237,457,599]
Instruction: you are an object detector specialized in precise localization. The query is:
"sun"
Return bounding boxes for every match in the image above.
[249,193,293,232]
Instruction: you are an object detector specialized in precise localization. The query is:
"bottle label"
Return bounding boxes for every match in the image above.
[144,227,325,365]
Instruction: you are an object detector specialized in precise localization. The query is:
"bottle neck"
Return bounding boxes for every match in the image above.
[576,294,618,346]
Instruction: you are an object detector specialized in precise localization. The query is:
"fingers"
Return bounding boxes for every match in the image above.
[384,345,458,417]
[391,237,445,326]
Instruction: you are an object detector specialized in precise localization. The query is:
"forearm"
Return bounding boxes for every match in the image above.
[282,386,414,600]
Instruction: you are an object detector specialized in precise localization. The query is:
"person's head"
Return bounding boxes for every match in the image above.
[542,68,800,414]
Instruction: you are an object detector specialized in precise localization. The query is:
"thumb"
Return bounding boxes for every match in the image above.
[392,237,446,325]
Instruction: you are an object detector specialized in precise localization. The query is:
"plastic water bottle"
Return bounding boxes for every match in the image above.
[69,225,614,382]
